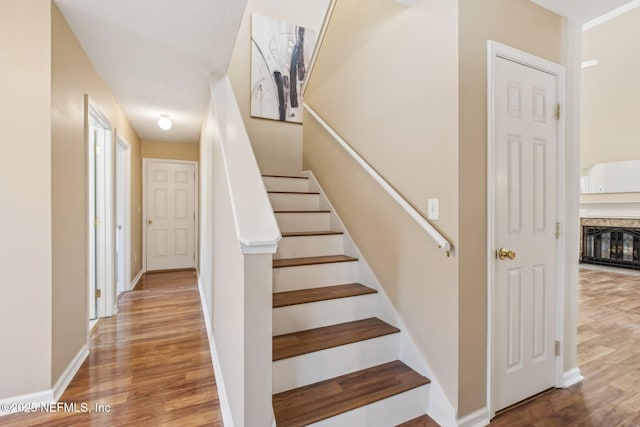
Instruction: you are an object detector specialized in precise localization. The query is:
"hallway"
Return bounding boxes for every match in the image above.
[0,270,221,426]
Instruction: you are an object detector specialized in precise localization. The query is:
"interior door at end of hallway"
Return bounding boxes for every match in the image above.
[146,162,196,271]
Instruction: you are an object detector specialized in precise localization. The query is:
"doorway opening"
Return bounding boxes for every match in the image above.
[86,97,116,330]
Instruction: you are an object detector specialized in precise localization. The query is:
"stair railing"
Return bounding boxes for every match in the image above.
[304,103,452,257]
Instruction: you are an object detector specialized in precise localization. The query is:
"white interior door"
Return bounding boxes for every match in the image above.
[146,161,196,271]
[492,55,558,411]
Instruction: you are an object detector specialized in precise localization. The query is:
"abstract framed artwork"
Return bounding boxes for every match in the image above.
[251,14,316,124]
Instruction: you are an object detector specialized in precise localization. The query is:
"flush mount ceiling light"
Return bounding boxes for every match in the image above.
[158,115,172,130]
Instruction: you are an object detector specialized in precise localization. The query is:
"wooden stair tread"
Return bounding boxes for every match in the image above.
[273,255,358,268]
[262,174,308,179]
[274,210,330,213]
[281,231,343,237]
[273,283,377,307]
[397,414,441,427]
[268,191,319,195]
[273,317,399,361]
[273,360,431,427]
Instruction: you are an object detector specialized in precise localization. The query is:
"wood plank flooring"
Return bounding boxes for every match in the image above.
[490,268,640,426]
[0,270,221,427]
[396,414,441,427]
[2,268,639,425]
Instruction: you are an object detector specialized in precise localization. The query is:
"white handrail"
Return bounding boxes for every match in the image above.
[304,103,452,256]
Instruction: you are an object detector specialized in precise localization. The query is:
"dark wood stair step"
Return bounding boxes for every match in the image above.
[273,360,431,427]
[397,414,441,427]
[273,317,399,361]
[268,191,319,195]
[273,255,357,268]
[262,174,308,179]
[273,283,377,308]
[281,231,343,237]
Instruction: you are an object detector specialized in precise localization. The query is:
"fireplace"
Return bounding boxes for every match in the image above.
[582,225,640,270]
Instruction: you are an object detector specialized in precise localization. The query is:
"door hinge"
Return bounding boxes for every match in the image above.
[555,222,560,239]
[95,217,101,227]
[554,103,561,120]
[555,340,561,356]
[96,289,102,298]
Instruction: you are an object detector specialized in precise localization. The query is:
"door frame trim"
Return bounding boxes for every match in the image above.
[85,96,116,324]
[142,158,199,273]
[116,134,131,298]
[486,40,567,417]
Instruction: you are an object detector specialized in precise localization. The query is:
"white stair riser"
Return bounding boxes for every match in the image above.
[272,334,399,393]
[275,212,330,232]
[273,262,359,292]
[263,177,309,192]
[275,234,344,259]
[273,295,377,335]
[269,193,320,211]
[307,386,430,427]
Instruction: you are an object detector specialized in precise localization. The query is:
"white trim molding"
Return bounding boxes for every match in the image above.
[1,344,89,417]
[562,367,584,388]
[582,0,640,31]
[303,103,452,256]
[53,344,89,401]
[0,389,54,417]
[197,276,234,427]
[457,407,490,427]
[129,269,143,291]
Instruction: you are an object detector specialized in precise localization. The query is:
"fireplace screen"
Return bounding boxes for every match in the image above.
[582,226,640,270]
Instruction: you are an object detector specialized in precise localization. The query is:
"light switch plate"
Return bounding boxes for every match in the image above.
[428,198,439,220]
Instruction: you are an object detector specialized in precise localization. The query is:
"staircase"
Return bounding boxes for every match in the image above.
[263,174,440,427]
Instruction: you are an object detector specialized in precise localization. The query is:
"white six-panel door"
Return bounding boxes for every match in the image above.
[492,55,558,411]
[146,161,196,271]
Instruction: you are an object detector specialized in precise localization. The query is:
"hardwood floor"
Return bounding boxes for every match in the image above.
[0,270,222,427]
[2,268,639,426]
[491,267,640,426]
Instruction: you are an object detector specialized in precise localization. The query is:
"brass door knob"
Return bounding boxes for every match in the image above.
[497,248,516,260]
[147,219,153,225]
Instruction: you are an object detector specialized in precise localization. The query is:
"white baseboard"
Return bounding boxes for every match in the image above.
[0,389,54,417]
[53,344,89,401]
[197,277,234,427]
[0,343,90,417]
[129,270,143,291]
[457,407,490,427]
[562,367,584,388]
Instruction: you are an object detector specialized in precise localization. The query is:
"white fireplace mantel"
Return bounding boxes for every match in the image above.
[579,201,640,219]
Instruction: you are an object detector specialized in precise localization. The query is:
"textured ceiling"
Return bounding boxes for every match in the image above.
[55,0,248,143]
[529,0,636,23]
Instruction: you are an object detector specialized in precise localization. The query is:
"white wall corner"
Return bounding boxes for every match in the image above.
[457,406,491,427]
[196,277,235,427]
[562,367,584,388]
[53,344,89,401]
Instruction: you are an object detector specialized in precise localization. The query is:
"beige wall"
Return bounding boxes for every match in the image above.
[304,0,460,406]
[51,4,142,382]
[227,0,330,175]
[141,140,199,161]
[458,0,564,415]
[582,8,640,168]
[580,9,640,202]
[0,0,53,399]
